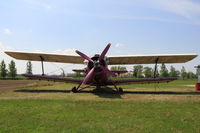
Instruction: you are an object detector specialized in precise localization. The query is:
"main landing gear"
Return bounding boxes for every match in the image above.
[71,84,124,93]
[118,87,123,93]
[71,84,92,93]
[111,82,123,93]
[71,83,81,93]
[72,87,78,93]
[113,86,123,93]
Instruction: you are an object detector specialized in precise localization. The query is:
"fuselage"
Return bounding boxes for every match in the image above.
[85,54,109,85]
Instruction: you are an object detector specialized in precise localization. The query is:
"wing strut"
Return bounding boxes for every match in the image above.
[154,57,159,78]
[39,56,45,76]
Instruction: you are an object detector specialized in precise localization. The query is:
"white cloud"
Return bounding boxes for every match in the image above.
[32,50,44,53]
[88,0,200,25]
[46,5,52,9]
[0,42,12,51]
[104,0,200,25]
[115,43,125,48]
[149,0,200,19]
[3,28,12,35]
[0,43,38,74]
[52,48,77,55]
[28,29,33,33]
[23,0,53,10]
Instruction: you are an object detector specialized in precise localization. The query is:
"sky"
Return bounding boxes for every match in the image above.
[0,0,200,75]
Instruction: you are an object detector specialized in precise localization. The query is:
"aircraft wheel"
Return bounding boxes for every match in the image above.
[119,87,123,93]
[72,87,78,93]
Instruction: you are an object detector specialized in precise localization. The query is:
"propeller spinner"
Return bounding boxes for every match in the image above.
[75,43,116,84]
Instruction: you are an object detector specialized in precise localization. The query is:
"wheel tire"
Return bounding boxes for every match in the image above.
[119,87,123,93]
[72,87,78,93]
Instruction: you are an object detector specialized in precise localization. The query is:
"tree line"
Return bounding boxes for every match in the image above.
[0,60,32,78]
[111,64,197,79]
[0,59,197,80]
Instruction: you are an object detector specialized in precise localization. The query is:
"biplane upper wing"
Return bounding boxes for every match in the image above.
[107,54,197,65]
[5,52,197,65]
[5,51,84,64]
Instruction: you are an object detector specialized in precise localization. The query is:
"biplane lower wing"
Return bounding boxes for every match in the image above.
[107,77,178,85]
[22,74,83,84]
[22,74,177,86]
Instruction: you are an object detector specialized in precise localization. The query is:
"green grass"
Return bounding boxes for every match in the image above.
[120,79,196,89]
[0,79,200,133]
[0,75,27,80]
[1,99,200,133]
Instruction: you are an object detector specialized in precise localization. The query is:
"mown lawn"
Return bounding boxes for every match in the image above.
[0,79,200,133]
[120,79,196,89]
[0,99,200,133]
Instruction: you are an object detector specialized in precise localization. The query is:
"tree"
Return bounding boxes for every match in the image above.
[8,60,17,78]
[133,65,143,78]
[111,66,127,71]
[0,60,7,78]
[169,66,180,77]
[181,66,187,80]
[111,66,117,71]
[187,72,197,79]
[76,72,81,77]
[26,61,32,74]
[118,66,127,71]
[160,63,169,77]
[143,66,153,78]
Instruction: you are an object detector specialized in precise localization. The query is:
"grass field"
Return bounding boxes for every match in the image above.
[0,79,200,133]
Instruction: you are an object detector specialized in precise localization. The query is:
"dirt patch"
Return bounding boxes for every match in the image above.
[1,80,200,102]
[184,84,195,87]
[0,80,36,91]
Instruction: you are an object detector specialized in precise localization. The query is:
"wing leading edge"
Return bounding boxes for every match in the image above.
[5,51,197,65]
[107,54,197,65]
[23,74,177,85]
[5,51,84,64]
[107,77,178,85]
[22,74,83,84]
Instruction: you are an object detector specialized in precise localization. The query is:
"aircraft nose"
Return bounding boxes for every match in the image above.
[94,61,101,68]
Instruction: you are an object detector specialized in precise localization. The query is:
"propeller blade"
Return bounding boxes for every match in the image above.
[99,43,111,61]
[83,68,95,84]
[101,66,116,77]
[76,50,93,63]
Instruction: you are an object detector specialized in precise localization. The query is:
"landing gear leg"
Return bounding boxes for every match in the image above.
[113,84,119,92]
[72,86,78,93]
[119,87,123,93]
[71,84,93,93]
[113,83,123,93]
[71,83,82,93]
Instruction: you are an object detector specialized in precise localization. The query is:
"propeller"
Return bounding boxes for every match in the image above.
[75,50,94,63]
[99,43,111,61]
[76,43,116,84]
[82,67,94,84]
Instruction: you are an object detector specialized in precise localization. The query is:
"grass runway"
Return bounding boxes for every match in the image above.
[0,79,200,133]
